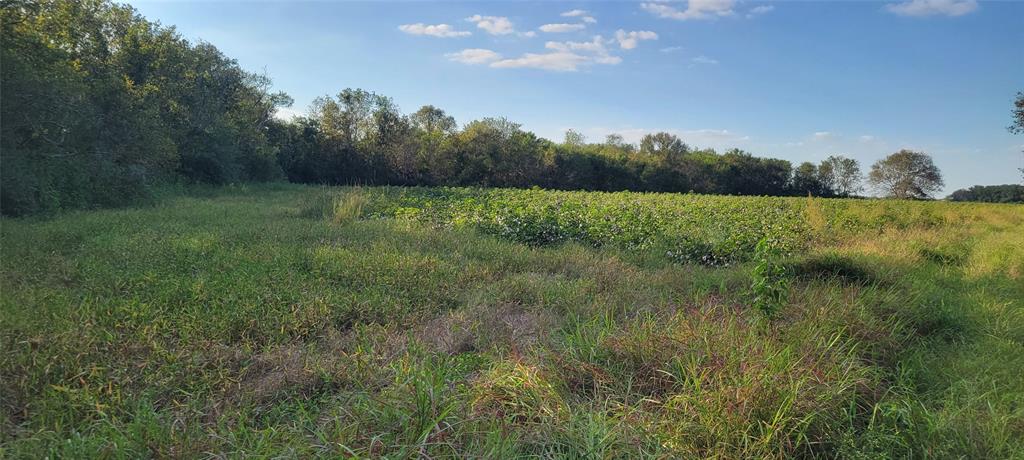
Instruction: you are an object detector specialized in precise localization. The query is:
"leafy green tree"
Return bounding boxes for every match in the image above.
[789,162,828,196]
[818,155,862,197]
[868,150,944,199]
[410,105,457,135]
[563,129,587,147]
[640,132,688,163]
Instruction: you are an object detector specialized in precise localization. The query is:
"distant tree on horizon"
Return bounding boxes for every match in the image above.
[948,184,1024,203]
[868,150,944,199]
[818,155,863,197]
[640,132,689,163]
[563,129,587,147]
[789,162,829,196]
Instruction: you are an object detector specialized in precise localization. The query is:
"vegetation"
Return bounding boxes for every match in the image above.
[818,155,864,197]
[2,2,1021,456]
[0,0,291,216]
[2,184,1022,457]
[948,184,1024,203]
[4,0,892,219]
[868,150,945,199]
[275,97,856,199]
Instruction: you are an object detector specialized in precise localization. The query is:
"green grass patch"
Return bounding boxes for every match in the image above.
[2,184,1022,457]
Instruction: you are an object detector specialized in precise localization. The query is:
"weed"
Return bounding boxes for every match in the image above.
[750,237,790,318]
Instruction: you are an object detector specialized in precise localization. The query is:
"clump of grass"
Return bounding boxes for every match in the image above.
[331,188,368,225]
[471,360,567,427]
[804,193,827,237]
[298,187,368,224]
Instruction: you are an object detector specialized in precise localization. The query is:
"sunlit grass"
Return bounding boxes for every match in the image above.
[1,184,1021,457]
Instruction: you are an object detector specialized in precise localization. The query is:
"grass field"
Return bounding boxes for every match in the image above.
[2,184,1022,458]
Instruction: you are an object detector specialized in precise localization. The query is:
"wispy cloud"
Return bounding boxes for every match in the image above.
[490,36,624,72]
[690,55,719,65]
[614,30,658,50]
[746,5,775,18]
[398,23,471,38]
[490,51,590,72]
[546,36,622,65]
[660,46,684,53]
[561,9,597,23]
[642,0,736,21]
[812,131,834,140]
[465,15,515,35]
[539,23,587,33]
[885,0,978,16]
[445,48,502,64]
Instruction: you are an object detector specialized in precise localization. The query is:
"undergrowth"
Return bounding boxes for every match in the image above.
[1,184,1021,458]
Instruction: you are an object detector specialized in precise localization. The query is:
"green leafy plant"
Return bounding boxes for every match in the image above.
[750,237,790,318]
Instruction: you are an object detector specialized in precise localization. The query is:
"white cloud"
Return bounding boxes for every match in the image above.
[398,23,471,38]
[539,23,587,33]
[660,46,684,53]
[691,55,719,65]
[490,51,591,72]
[884,0,978,16]
[813,131,833,140]
[561,9,597,23]
[546,36,622,65]
[641,0,736,20]
[465,15,515,35]
[859,135,877,143]
[520,31,537,38]
[445,48,502,64]
[488,34,641,71]
[614,30,658,50]
[746,5,775,18]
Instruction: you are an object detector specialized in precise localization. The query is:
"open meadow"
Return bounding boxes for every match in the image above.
[2,184,1022,458]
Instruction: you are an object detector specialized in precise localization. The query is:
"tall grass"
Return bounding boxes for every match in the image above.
[1,184,1021,457]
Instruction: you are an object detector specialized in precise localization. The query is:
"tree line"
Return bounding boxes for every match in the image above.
[948,184,1024,203]
[7,0,1005,217]
[270,90,866,199]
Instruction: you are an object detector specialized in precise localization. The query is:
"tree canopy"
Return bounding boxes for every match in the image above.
[868,150,944,199]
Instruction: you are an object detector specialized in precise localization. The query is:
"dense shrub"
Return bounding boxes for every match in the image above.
[0,0,289,215]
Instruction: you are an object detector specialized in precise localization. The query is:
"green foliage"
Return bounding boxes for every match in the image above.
[948,184,1024,203]
[331,188,368,225]
[868,150,945,199]
[0,0,290,216]
[275,89,816,198]
[362,187,811,265]
[2,184,1023,457]
[750,237,790,317]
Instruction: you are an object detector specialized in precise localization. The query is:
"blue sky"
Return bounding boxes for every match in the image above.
[126,0,1023,194]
